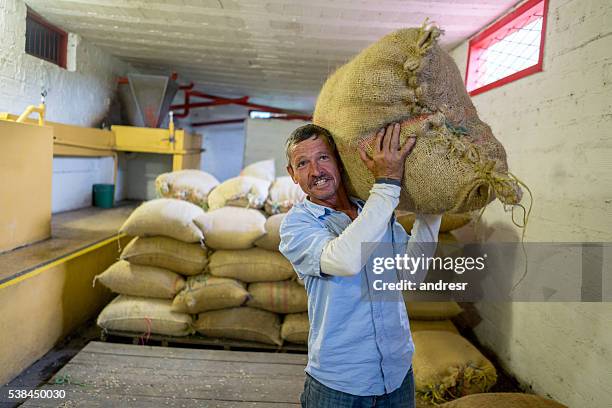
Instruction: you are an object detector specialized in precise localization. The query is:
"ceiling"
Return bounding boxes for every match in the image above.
[27,0,519,112]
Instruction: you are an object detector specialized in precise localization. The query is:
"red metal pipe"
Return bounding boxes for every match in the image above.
[191,118,246,127]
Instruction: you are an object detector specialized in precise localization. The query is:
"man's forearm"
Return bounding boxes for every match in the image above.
[320,183,400,276]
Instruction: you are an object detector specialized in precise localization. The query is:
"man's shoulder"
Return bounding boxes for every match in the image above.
[281,202,317,229]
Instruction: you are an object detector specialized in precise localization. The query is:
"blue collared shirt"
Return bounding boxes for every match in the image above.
[279,196,413,396]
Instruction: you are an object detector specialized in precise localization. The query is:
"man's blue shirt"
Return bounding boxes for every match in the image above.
[279,197,413,396]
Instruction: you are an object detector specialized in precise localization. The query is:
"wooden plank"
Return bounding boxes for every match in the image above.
[84,342,308,365]
[68,353,306,377]
[36,361,304,403]
[21,390,300,407]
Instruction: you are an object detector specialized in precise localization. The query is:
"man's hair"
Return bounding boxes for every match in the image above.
[285,124,338,166]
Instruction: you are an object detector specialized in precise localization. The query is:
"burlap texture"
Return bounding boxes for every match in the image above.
[440,393,568,408]
[120,236,207,276]
[264,176,306,215]
[413,331,497,404]
[397,212,472,233]
[119,198,204,243]
[313,25,522,214]
[281,312,309,344]
[410,319,458,334]
[155,169,219,209]
[194,307,282,345]
[207,176,271,211]
[97,295,193,337]
[94,260,185,299]
[209,248,295,282]
[172,274,249,314]
[254,213,285,251]
[404,300,463,320]
[247,280,308,313]
[194,207,266,250]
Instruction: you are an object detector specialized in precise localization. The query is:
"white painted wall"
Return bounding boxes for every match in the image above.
[200,123,246,182]
[0,0,131,213]
[244,118,310,178]
[449,0,612,405]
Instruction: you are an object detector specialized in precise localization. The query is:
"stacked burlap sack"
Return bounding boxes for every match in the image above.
[193,160,308,346]
[95,163,309,346]
[95,198,207,337]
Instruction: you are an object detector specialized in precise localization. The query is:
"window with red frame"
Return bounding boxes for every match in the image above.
[465,0,549,96]
[25,8,67,68]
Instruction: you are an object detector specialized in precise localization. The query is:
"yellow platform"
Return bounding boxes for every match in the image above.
[0,203,137,385]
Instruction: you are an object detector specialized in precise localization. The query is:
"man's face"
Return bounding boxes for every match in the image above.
[287,135,342,204]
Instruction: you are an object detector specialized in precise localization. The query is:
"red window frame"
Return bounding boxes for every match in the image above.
[25,8,68,68]
[465,0,549,96]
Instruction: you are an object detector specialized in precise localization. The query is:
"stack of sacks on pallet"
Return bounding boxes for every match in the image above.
[155,169,220,210]
[95,198,207,337]
[396,215,498,405]
[181,159,308,346]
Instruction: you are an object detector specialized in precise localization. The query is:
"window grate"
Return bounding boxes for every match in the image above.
[465,0,549,96]
[25,8,67,68]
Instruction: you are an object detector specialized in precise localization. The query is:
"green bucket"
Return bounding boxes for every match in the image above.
[93,184,115,208]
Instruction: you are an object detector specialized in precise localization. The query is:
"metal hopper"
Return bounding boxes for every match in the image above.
[118,74,179,128]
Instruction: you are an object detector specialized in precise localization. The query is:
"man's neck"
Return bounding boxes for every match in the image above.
[308,185,357,218]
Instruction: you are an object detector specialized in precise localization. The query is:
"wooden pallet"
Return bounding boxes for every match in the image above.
[100,329,308,353]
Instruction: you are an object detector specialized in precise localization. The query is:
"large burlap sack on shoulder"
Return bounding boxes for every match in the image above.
[194,307,282,345]
[120,236,207,276]
[313,24,522,214]
[94,260,185,299]
[209,248,295,282]
[155,169,219,209]
[119,198,204,243]
[410,319,458,334]
[172,275,249,314]
[207,176,271,211]
[254,213,285,251]
[440,393,568,408]
[247,280,308,313]
[404,299,463,320]
[240,159,275,182]
[97,295,193,336]
[194,207,266,250]
[413,331,496,405]
[281,312,309,344]
[264,177,306,215]
[397,212,473,233]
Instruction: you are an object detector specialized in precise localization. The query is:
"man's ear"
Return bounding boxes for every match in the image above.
[287,165,298,183]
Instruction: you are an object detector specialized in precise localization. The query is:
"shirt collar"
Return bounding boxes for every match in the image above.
[301,196,365,220]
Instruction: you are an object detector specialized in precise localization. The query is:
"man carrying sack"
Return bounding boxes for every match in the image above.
[279,122,442,407]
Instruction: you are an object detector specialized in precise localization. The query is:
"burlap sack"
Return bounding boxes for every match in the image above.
[440,393,568,408]
[155,169,219,209]
[281,312,309,344]
[404,299,463,320]
[209,248,295,282]
[413,331,497,404]
[240,159,275,182]
[313,24,522,214]
[120,236,207,276]
[207,176,271,211]
[94,260,185,299]
[194,207,266,250]
[254,213,285,251]
[410,320,458,334]
[97,295,193,336]
[264,177,306,215]
[119,198,204,243]
[397,212,472,233]
[172,275,249,314]
[247,280,308,313]
[194,307,282,345]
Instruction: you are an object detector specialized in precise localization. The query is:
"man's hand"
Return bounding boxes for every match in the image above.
[359,122,416,181]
